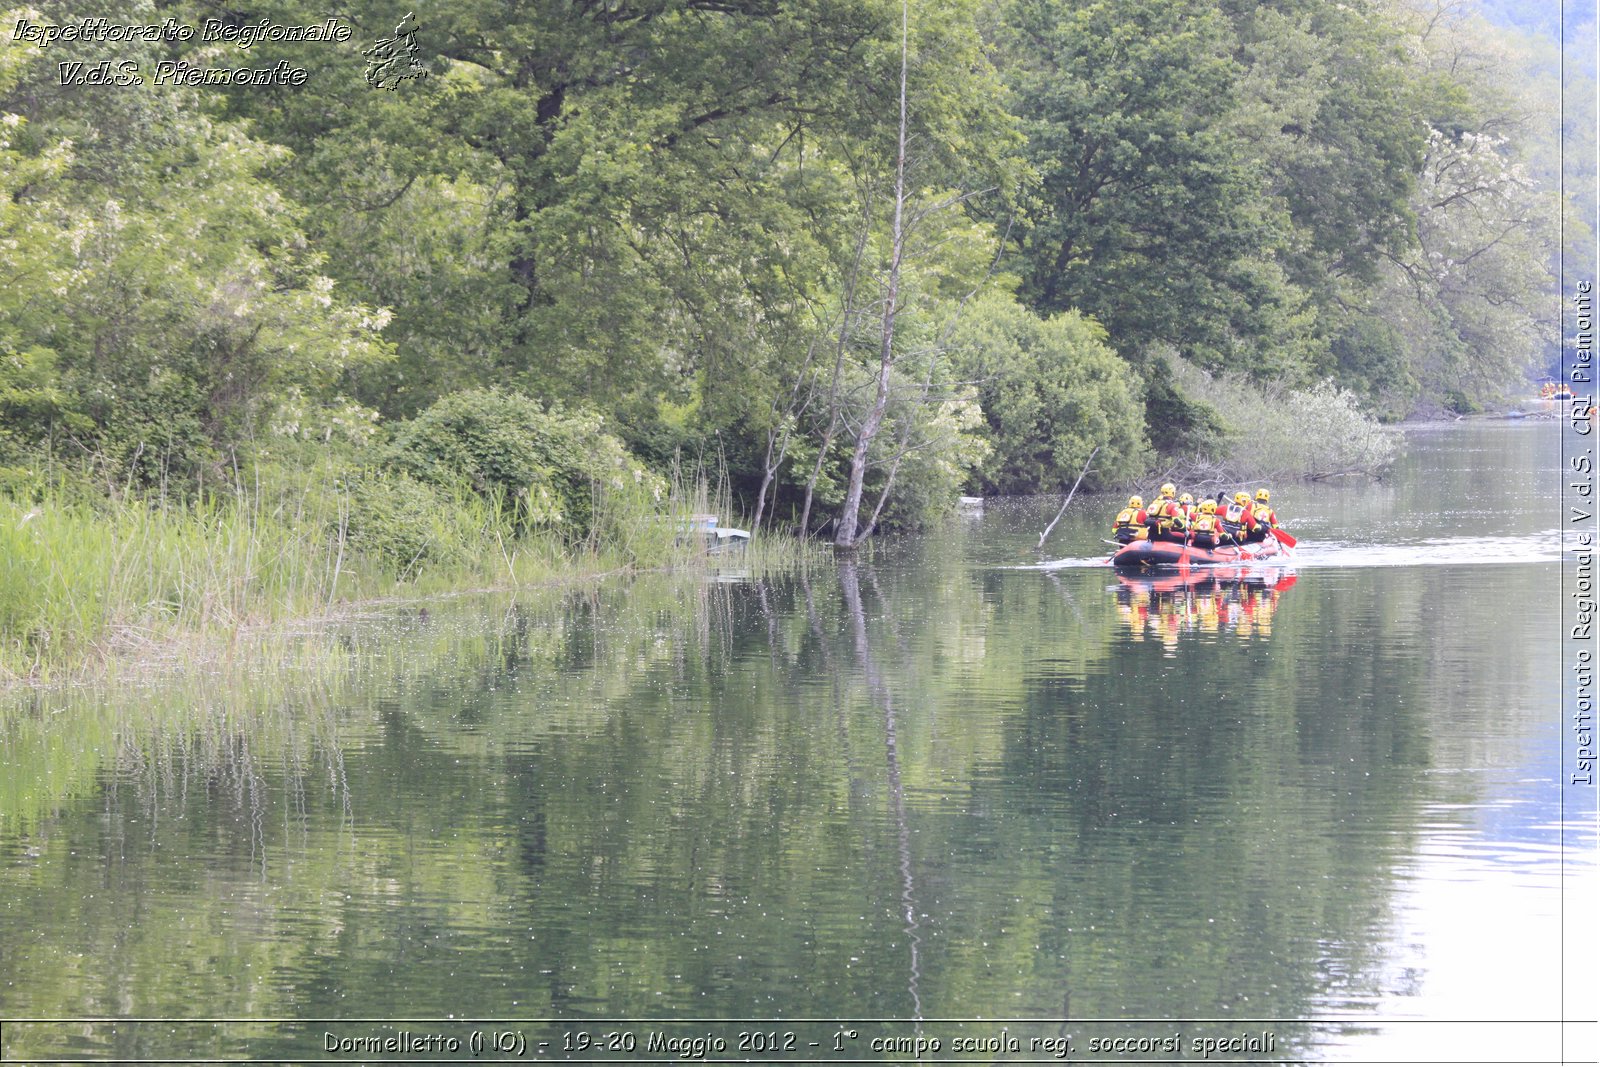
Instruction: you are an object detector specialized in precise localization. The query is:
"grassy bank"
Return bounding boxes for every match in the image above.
[0,461,808,684]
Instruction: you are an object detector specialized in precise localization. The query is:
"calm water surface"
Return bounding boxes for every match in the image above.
[0,420,1594,1064]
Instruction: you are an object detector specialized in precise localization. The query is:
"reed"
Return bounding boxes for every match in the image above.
[0,454,818,684]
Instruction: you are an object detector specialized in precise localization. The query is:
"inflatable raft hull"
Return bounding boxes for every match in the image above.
[1110,536,1288,569]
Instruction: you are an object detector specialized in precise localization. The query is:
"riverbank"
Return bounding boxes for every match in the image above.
[0,479,812,687]
[0,367,1408,686]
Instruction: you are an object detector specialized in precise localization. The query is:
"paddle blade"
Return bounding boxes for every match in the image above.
[1269,527,1297,548]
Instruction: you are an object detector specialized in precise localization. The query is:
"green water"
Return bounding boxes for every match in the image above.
[0,421,1593,1064]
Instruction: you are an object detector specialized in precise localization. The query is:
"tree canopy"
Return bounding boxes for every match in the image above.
[0,0,1579,528]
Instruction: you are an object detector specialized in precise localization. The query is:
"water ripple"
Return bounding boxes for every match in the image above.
[1029,528,1565,571]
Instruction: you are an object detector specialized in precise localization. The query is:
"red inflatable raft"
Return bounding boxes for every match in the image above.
[1110,535,1290,569]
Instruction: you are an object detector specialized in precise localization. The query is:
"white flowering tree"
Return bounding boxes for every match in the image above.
[0,13,81,464]
[0,6,392,485]
[1359,0,1560,413]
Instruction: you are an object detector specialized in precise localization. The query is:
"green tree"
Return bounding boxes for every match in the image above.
[1000,0,1295,372]
[188,0,1026,537]
[1351,0,1561,410]
[1227,1,1426,302]
[948,294,1149,493]
[0,17,83,464]
[997,0,1438,426]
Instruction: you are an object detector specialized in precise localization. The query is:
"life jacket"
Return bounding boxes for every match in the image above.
[1220,502,1247,535]
[1238,504,1274,541]
[1192,513,1225,539]
[1114,507,1148,539]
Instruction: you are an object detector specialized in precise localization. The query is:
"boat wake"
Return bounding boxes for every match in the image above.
[1280,530,1564,568]
[1027,529,1565,571]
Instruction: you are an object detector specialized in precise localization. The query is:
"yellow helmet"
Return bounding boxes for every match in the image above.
[1179,493,1194,505]
[1128,495,1143,508]
[1160,482,1176,497]
[1255,488,1270,502]
[1234,491,1249,505]
[1200,499,1217,513]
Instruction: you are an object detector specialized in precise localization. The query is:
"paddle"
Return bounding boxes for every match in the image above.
[1268,526,1297,549]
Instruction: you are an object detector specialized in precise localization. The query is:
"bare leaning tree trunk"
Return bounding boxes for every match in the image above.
[835,0,910,550]
[800,207,873,538]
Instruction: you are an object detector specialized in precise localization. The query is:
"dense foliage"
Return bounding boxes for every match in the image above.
[386,389,662,538]
[949,295,1149,493]
[0,0,1580,549]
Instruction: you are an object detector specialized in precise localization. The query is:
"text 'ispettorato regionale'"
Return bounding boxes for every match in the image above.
[12,17,352,87]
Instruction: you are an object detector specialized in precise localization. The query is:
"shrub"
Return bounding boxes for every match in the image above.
[339,471,477,580]
[1166,359,1398,478]
[385,389,663,541]
[1328,316,1418,421]
[948,295,1150,494]
[1145,355,1229,457]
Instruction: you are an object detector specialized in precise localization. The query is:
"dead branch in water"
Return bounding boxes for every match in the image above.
[1037,446,1100,550]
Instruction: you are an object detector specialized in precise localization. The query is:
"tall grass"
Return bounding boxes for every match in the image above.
[0,454,819,683]
[0,487,363,680]
[655,453,825,571]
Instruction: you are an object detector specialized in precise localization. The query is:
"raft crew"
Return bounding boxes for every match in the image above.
[1218,490,1252,542]
[1175,493,1196,535]
[1112,484,1282,549]
[1113,495,1150,544]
